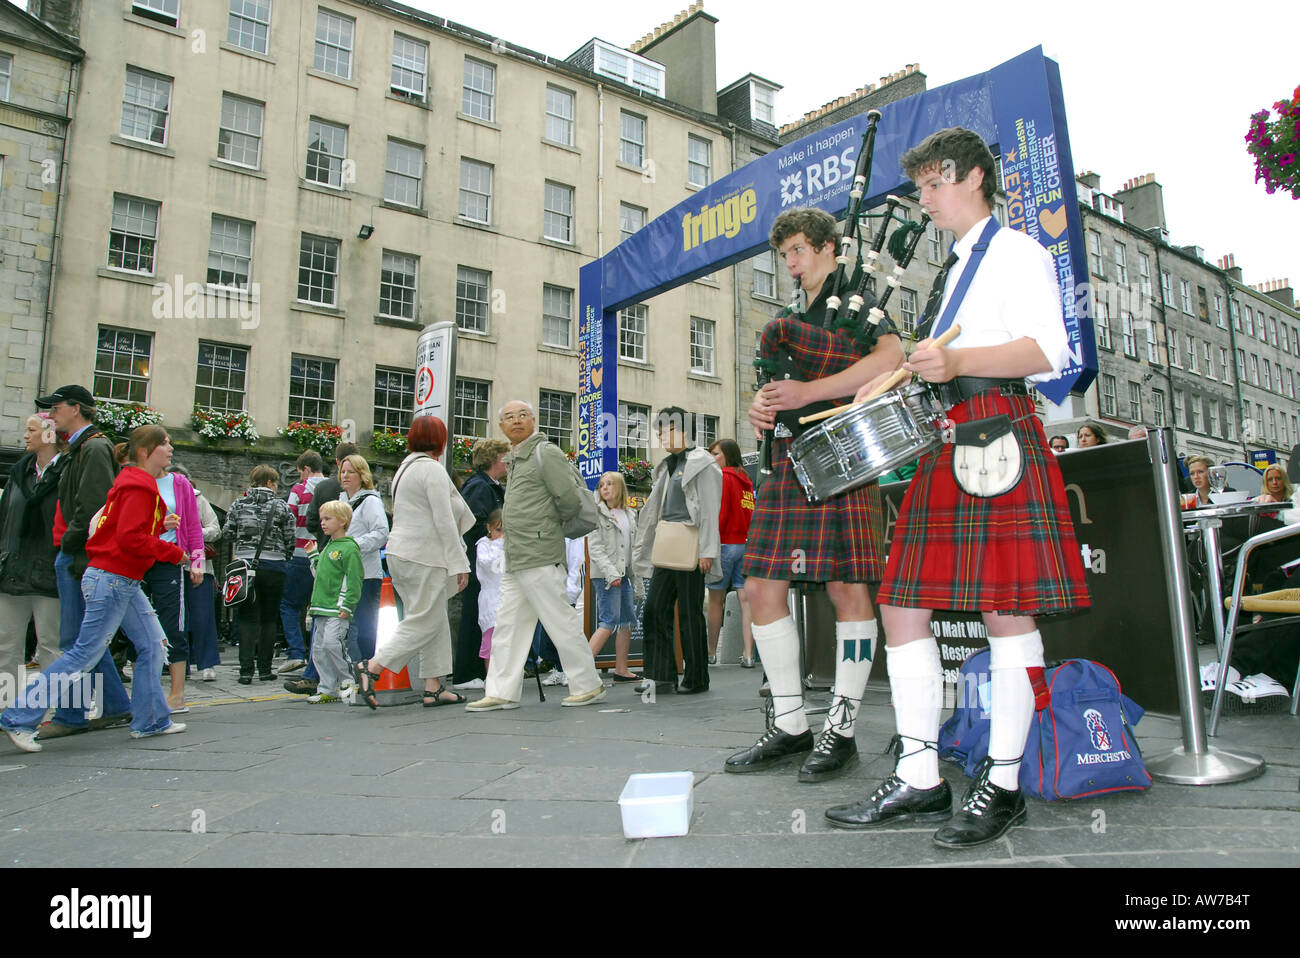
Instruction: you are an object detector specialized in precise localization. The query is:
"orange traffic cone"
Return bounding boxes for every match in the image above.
[352,576,422,707]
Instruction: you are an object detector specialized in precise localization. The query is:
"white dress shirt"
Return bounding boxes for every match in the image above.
[938,215,1071,382]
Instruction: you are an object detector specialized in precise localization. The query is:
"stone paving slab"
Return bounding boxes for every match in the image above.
[1,828,223,868]
[2,654,1296,869]
[1,786,273,833]
[215,792,495,837]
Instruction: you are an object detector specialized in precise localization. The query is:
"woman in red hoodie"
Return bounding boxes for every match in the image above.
[2,425,188,752]
[707,439,756,667]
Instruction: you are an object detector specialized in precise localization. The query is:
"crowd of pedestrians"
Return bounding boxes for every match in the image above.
[3,384,762,751]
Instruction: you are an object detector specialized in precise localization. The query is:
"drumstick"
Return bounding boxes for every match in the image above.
[798,324,963,425]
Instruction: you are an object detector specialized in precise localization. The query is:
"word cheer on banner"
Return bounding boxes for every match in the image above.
[577,46,1095,483]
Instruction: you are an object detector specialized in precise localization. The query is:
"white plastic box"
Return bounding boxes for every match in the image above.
[618,771,695,838]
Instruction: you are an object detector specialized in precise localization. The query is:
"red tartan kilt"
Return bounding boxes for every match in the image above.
[741,439,886,583]
[877,390,1091,615]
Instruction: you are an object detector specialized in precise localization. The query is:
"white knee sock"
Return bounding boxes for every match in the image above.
[823,619,877,738]
[886,638,943,789]
[752,617,807,736]
[987,630,1045,791]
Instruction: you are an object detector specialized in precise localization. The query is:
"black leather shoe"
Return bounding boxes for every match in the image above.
[824,773,953,829]
[933,776,1027,848]
[724,726,813,773]
[237,675,253,686]
[675,683,709,695]
[798,728,859,782]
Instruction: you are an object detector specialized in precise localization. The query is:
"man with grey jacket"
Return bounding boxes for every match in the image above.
[633,407,723,695]
[466,401,606,711]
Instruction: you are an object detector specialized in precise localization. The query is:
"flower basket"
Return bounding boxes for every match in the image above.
[619,457,653,488]
[1245,86,1300,199]
[279,421,344,455]
[450,436,476,469]
[191,405,259,443]
[372,429,408,456]
[95,401,163,440]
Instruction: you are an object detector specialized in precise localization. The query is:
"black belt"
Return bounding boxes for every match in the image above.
[932,377,1028,407]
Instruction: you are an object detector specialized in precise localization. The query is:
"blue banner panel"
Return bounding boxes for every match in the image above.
[987,49,1094,401]
[580,46,1096,458]
[577,260,617,487]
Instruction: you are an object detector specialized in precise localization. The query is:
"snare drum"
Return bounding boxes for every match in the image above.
[789,385,946,502]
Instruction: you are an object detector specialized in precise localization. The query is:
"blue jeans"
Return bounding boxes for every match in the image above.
[591,577,636,630]
[52,550,132,726]
[3,568,171,736]
[278,556,312,661]
[346,578,381,663]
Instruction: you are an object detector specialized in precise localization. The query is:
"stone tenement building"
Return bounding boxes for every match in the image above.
[0,3,80,445]
[1074,173,1298,467]
[16,0,814,495]
[12,1,1295,493]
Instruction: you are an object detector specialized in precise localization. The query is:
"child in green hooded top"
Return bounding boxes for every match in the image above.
[303,500,364,704]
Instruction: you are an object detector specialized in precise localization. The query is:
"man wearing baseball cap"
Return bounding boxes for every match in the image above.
[32,385,133,736]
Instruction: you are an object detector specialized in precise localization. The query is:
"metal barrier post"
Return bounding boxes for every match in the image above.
[1142,429,1264,784]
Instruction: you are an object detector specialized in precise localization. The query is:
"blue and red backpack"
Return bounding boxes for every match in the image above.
[938,650,1152,801]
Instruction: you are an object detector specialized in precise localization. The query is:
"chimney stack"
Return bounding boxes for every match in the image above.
[25,0,82,39]
[1114,174,1166,238]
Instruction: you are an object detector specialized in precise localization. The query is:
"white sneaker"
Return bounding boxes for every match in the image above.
[1230,673,1289,699]
[5,728,41,753]
[1199,661,1242,691]
[541,670,568,687]
[201,668,217,681]
[277,659,306,674]
[452,678,485,691]
[130,722,187,739]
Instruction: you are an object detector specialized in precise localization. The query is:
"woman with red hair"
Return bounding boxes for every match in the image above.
[353,416,473,708]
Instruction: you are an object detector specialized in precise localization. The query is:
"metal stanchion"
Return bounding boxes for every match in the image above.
[1142,429,1264,785]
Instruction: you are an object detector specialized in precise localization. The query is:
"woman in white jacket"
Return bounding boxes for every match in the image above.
[587,472,642,682]
[337,454,389,666]
[353,418,472,708]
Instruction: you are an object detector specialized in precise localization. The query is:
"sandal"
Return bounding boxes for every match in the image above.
[353,660,380,710]
[423,687,467,708]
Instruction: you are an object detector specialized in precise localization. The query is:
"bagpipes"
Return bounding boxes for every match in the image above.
[754,196,931,479]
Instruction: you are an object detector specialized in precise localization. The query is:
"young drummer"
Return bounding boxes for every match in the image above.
[727,208,903,782]
[825,128,1090,846]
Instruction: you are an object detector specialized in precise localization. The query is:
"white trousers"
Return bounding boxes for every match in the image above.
[378,555,454,679]
[0,593,61,708]
[485,564,600,702]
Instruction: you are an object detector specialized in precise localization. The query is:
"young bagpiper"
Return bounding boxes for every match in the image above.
[825,128,1090,846]
[302,501,363,704]
[729,209,902,781]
